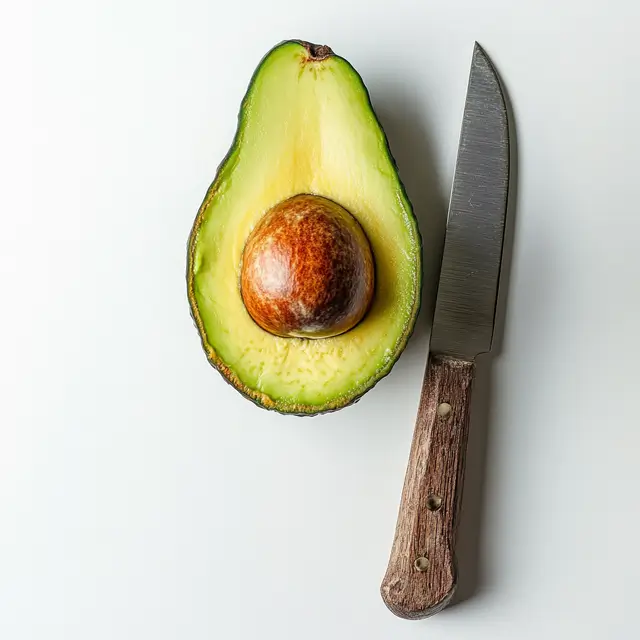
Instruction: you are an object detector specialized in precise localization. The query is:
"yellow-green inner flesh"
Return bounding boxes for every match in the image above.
[190,42,421,411]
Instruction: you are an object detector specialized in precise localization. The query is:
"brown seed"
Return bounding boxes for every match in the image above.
[240,194,375,339]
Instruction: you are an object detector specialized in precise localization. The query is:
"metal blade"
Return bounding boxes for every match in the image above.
[430,43,510,361]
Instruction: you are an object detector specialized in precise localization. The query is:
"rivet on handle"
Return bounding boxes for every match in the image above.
[437,402,452,417]
[414,556,429,572]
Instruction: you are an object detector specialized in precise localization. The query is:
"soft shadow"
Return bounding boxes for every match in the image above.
[371,60,519,612]
[449,71,520,608]
[370,83,449,349]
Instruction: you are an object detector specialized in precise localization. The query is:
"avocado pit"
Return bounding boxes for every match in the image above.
[240,194,375,339]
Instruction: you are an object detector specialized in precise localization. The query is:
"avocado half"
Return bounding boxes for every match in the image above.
[187,40,422,415]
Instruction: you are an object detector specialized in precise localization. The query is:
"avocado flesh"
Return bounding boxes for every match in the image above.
[188,41,422,414]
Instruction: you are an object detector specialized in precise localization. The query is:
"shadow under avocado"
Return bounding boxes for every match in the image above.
[371,88,448,350]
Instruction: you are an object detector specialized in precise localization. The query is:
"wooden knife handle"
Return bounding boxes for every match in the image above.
[380,354,475,619]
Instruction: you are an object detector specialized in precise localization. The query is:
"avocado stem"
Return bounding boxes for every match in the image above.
[298,40,334,61]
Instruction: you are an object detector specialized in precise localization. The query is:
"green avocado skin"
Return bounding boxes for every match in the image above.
[187,40,423,416]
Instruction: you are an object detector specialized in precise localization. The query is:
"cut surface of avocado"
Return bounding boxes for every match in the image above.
[187,40,422,414]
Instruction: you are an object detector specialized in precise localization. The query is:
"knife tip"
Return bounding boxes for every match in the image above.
[472,41,498,75]
[473,41,486,56]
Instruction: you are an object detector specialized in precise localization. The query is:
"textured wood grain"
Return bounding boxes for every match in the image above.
[381,354,475,619]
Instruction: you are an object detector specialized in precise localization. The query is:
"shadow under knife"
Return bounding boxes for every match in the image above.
[449,72,520,608]
[373,63,520,611]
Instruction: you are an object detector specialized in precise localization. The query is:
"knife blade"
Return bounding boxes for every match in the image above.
[380,42,510,620]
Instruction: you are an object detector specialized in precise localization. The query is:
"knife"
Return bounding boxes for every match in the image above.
[380,43,511,619]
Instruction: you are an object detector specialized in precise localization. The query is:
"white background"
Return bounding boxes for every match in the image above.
[3,1,639,638]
